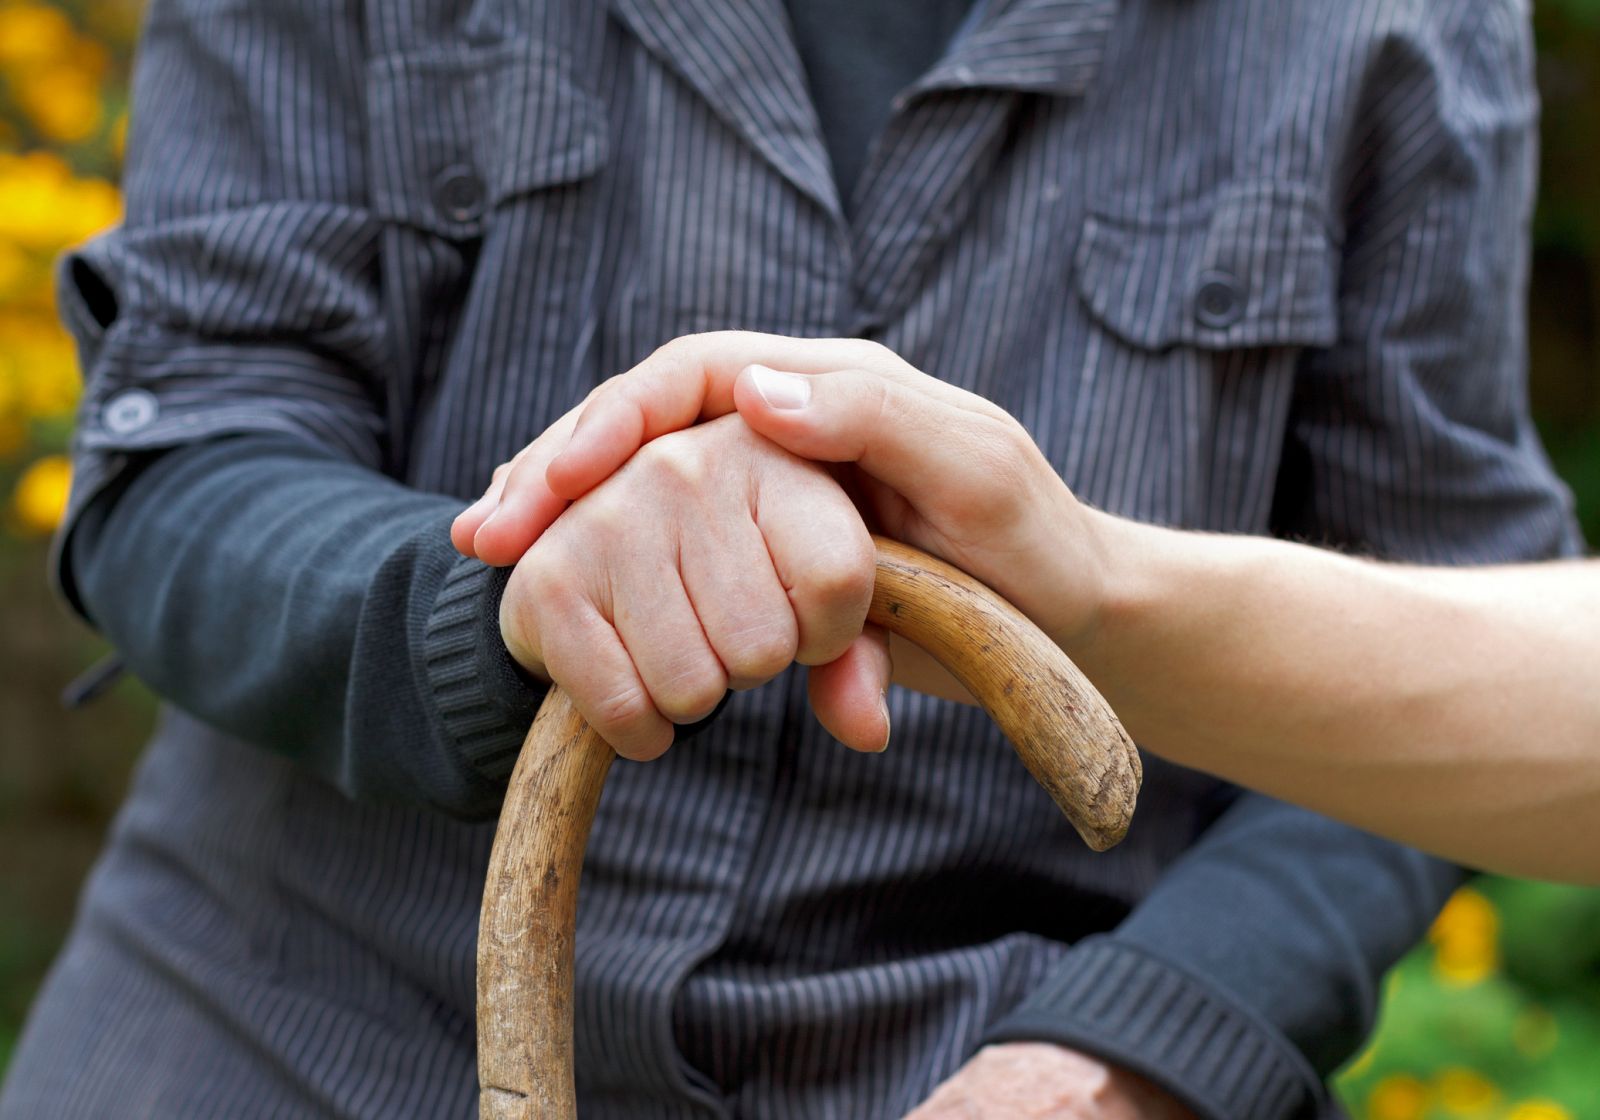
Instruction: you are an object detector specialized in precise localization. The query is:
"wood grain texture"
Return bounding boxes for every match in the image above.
[477,687,613,1120]
[478,536,1140,1117]
[866,536,1141,851]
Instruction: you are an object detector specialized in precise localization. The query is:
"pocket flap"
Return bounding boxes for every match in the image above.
[1074,182,1340,351]
[366,38,608,238]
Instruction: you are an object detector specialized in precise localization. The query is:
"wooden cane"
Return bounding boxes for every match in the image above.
[477,536,1142,1119]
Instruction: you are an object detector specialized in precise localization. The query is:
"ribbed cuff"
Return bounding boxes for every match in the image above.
[981,937,1324,1120]
[421,557,548,785]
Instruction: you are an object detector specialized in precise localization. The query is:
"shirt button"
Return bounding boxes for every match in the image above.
[1195,270,1246,329]
[433,165,486,224]
[104,388,159,434]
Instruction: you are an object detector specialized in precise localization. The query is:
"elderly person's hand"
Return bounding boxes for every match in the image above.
[465,409,889,759]
[903,1044,1197,1120]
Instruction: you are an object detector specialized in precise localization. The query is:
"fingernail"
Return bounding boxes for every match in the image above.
[748,365,811,410]
[874,692,891,753]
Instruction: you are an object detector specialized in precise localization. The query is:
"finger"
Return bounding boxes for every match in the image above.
[545,334,901,500]
[612,564,730,728]
[807,626,892,753]
[471,433,579,568]
[680,515,798,691]
[505,581,674,762]
[735,364,1015,504]
[755,462,876,668]
[453,404,583,562]
[451,458,516,557]
[545,361,725,501]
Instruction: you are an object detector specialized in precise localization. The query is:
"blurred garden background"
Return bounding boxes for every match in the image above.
[2,2,1599,1118]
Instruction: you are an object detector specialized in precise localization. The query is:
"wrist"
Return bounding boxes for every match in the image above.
[422,557,550,791]
[1034,496,1129,655]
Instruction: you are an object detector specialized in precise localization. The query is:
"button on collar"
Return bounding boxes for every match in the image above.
[1195,269,1246,330]
[104,388,159,434]
[433,165,486,224]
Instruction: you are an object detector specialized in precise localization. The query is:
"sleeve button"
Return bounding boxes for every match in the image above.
[433,165,486,224]
[104,388,159,434]
[1194,270,1246,329]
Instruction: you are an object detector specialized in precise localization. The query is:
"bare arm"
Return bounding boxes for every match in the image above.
[1075,516,1600,883]
[891,500,1600,883]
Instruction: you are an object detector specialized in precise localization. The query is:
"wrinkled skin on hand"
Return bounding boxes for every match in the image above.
[903,1044,1198,1120]
[494,413,889,759]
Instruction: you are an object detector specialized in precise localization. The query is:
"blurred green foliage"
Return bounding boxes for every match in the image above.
[1,1,1598,1115]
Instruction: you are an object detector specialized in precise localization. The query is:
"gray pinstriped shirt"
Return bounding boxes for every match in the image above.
[2,1,1580,1118]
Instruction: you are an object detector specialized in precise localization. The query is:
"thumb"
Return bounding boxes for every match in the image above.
[807,625,893,753]
[735,364,977,499]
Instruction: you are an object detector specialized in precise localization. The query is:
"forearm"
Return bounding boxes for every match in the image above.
[69,435,540,815]
[1071,511,1600,882]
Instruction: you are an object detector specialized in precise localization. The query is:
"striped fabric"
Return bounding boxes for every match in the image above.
[3,1,1579,1118]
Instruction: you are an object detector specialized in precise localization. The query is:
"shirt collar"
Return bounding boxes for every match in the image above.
[910,0,1120,101]
[610,0,1120,215]
[611,0,839,214]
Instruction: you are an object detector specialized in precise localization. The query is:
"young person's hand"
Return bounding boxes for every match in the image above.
[902,1044,1197,1120]
[452,332,1112,654]
[490,413,888,760]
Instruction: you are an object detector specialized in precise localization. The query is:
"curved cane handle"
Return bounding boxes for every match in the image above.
[477,536,1141,1119]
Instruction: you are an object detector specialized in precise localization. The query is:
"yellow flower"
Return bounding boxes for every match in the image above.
[0,151,122,251]
[12,453,72,534]
[1429,887,1500,987]
[1368,1074,1429,1120]
[0,4,78,68]
[0,238,27,297]
[15,61,104,143]
[1507,1101,1574,1120]
[1434,1067,1498,1116]
[0,311,83,422]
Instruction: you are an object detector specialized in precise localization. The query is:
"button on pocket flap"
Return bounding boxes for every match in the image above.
[367,38,608,238]
[1074,182,1340,351]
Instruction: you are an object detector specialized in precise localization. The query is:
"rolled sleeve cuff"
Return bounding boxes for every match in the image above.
[421,558,548,789]
[980,936,1325,1120]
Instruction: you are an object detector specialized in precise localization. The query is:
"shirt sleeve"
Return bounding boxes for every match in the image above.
[982,5,1580,1117]
[51,0,546,815]
[56,0,389,525]
[68,436,546,817]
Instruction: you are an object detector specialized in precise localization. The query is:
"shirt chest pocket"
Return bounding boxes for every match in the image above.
[364,37,610,464]
[1073,181,1340,353]
[1061,181,1342,526]
[365,38,608,241]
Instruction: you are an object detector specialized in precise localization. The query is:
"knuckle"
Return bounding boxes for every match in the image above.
[651,659,727,722]
[845,338,894,368]
[796,534,876,614]
[559,485,633,550]
[651,333,708,368]
[719,619,798,683]
[589,679,656,735]
[637,430,709,490]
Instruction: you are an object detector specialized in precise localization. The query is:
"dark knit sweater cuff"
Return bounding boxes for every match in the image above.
[981,936,1323,1120]
[421,557,548,785]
